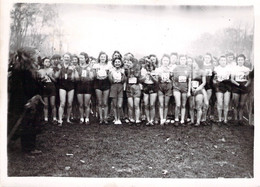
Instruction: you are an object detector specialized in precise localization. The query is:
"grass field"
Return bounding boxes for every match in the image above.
[8,117,254,178]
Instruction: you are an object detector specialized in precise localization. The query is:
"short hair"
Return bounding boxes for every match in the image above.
[219,55,226,61]
[112,57,124,68]
[160,54,170,66]
[63,52,72,59]
[179,54,187,59]
[236,54,246,61]
[226,52,235,58]
[97,51,108,63]
[51,54,61,60]
[170,52,178,57]
[79,52,89,64]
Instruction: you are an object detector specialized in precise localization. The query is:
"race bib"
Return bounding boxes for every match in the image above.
[65,73,68,80]
[205,69,212,76]
[113,71,122,82]
[161,73,170,82]
[82,70,87,77]
[217,75,229,82]
[97,69,107,77]
[128,77,137,84]
[235,73,247,82]
[178,76,187,83]
[191,80,199,88]
[45,76,51,83]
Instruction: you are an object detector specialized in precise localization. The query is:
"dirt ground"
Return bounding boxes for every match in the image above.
[8,117,254,178]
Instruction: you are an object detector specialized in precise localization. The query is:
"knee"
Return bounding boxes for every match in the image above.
[44,103,48,109]
[134,103,139,110]
[103,103,108,108]
[150,104,155,110]
[78,102,83,108]
[181,103,186,109]
[67,103,72,108]
[224,104,229,110]
[217,103,223,110]
[196,104,202,111]
[50,103,56,109]
[60,102,65,108]
[159,103,164,109]
[144,104,150,110]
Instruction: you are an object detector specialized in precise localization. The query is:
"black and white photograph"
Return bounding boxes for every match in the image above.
[1,0,259,186]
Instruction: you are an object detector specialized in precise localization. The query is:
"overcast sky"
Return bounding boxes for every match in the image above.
[56,4,253,58]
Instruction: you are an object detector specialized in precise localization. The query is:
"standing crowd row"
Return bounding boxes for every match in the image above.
[37,51,253,127]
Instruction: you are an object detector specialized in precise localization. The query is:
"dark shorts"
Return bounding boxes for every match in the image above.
[158,82,172,96]
[126,84,141,98]
[214,82,231,93]
[59,80,74,92]
[142,83,158,94]
[232,82,250,94]
[42,82,56,97]
[205,82,213,90]
[94,79,110,91]
[77,81,94,94]
[191,89,204,96]
[110,83,124,98]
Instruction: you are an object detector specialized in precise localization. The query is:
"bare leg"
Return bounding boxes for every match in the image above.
[134,97,140,122]
[66,89,75,122]
[232,93,239,121]
[195,94,203,124]
[223,91,231,123]
[181,93,187,123]
[95,89,103,121]
[216,92,223,122]
[164,96,170,120]
[127,97,134,121]
[150,93,157,122]
[158,93,164,122]
[173,91,181,121]
[77,94,84,119]
[84,94,92,120]
[50,96,57,120]
[103,89,110,122]
[143,93,150,122]
[239,93,248,121]
[189,96,195,123]
[58,89,67,123]
[43,97,48,121]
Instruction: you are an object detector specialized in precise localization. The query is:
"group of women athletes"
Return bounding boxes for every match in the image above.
[38,51,253,127]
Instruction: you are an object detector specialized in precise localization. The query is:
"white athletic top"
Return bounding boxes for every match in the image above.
[141,68,155,84]
[232,65,250,82]
[110,68,125,83]
[92,63,111,79]
[155,66,172,83]
[214,65,231,82]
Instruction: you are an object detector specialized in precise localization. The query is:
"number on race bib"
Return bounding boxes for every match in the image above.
[178,76,187,83]
[128,77,137,84]
[82,70,87,77]
[217,75,229,82]
[235,74,247,82]
[161,73,169,82]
